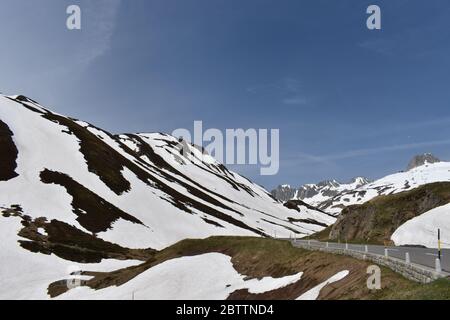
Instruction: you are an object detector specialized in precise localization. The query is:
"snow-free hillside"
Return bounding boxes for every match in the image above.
[318,161,450,215]
[391,203,450,248]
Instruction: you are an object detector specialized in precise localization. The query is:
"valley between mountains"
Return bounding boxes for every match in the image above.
[0,94,449,300]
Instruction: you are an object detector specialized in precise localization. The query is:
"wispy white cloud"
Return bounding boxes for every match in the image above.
[77,0,122,67]
[358,4,450,58]
[358,38,394,56]
[362,116,450,139]
[33,0,122,81]
[282,78,302,93]
[247,77,309,105]
[246,78,301,94]
[291,139,450,166]
[282,97,308,105]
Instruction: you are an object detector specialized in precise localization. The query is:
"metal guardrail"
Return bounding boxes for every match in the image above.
[291,239,448,284]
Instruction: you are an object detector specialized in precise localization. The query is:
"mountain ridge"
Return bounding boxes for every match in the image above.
[271,177,371,204]
[0,94,334,250]
[272,153,447,215]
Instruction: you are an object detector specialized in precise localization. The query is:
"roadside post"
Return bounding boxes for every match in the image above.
[435,258,442,273]
[405,252,410,264]
[438,228,441,261]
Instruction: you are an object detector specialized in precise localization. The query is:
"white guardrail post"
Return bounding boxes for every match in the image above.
[289,240,445,283]
[435,258,442,273]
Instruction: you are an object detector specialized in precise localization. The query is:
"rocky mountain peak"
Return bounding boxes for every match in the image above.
[406,153,440,171]
[271,185,296,202]
[349,177,371,186]
[316,180,339,188]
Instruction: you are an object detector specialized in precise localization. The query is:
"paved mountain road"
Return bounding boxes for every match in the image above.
[290,239,450,274]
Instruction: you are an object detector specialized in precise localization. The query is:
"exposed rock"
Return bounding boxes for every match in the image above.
[271,185,296,202]
[271,177,371,206]
[407,153,440,171]
[0,120,19,181]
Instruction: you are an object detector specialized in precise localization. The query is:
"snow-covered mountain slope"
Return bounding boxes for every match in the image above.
[296,177,370,207]
[320,160,450,215]
[391,203,450,248]
[0,94,333,250]
[0,94,335,299]
[271,177,370,206]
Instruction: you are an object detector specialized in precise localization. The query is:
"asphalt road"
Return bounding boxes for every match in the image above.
[291,239,450,274]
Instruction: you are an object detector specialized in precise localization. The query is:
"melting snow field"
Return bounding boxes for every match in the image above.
[296,270,349,300]
[58,253,303,300]
[0,94,333,252]
[0,215,142,300]
[391,203,450,248]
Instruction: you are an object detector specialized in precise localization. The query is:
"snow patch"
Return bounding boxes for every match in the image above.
[296,270,349,300]
[58,253,302,300]
[391,203,450,248]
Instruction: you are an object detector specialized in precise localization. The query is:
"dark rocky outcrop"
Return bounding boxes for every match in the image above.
[407,153,440,171]
[271,185,296,202]
[0,120,19,181]
[40,169,144,234]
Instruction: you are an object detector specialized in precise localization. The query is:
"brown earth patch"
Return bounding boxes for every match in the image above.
[0,206,154,268]
[124,134,248,214]
[16,216,154,263]
[42,113,132,195]
[284,199,333,217]
[40,169,144,234]
[287,217,329,228]
[0,120,19,181]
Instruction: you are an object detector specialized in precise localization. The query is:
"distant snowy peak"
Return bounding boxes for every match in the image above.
[406,153,440,171]
[270,185,297,202]
[271,177,371,205]
[273,155,450,216]
[320,160,450,215]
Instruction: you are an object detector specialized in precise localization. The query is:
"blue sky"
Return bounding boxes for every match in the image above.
[1,0,450,189]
